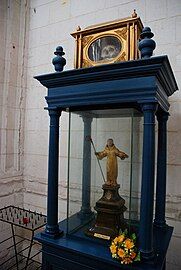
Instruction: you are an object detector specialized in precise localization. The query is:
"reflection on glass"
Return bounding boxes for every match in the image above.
[88,36,121,62]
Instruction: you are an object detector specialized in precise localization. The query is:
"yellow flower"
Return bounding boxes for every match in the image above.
[110,244,117,254]
[117,235,125,243]
[113,237,118,244]
[124,239,134,249]
[122,257,133,264]
[117,248,125,258]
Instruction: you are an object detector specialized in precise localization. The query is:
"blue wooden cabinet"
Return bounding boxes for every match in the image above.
[34,54,178,269]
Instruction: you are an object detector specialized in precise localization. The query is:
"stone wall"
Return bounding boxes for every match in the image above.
[0,0,180,269]
[0,0,29,261]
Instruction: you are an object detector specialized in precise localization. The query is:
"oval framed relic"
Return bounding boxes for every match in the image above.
[82,31,127,67]
[87,36,122,63]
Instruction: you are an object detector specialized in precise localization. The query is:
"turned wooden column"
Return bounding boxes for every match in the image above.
[45,108,63,238]
[79,115,93,217]
[139,103,157,259]
[154,111,169,228]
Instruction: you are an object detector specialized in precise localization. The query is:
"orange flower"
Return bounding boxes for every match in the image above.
[122,257,133,264]
[130,252,136,259]
[110,244,117,254]
[110,231,140,265]
[117,235,125,243]
[124,239,134,249]
[118,248,125,258]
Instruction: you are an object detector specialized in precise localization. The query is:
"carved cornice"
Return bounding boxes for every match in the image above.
[35,56,178,112]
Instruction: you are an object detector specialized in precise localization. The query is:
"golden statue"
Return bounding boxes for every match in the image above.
[95,138,129,186]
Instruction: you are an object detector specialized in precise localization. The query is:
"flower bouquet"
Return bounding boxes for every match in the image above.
[110,229,140,265]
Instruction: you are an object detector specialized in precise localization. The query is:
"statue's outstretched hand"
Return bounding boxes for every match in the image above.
[121,153,129,160]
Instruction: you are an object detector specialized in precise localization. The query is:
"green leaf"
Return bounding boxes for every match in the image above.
[131,233,136,241]
[134,251,141,262]
[123,229,128,236]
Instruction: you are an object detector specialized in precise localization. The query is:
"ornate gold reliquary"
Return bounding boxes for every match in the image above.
[71,11,143,68]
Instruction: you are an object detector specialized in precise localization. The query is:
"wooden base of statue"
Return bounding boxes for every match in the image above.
[86,183,127,240]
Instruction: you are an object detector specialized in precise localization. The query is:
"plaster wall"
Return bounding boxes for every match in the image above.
[9,0,181,269]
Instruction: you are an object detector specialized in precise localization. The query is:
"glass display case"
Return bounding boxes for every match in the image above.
[66,108,143,240]
[34,37,178,269]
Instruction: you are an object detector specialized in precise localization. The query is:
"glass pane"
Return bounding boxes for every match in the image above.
[66,108,142,239]
[88,36,121,62]
[128,114,143,231]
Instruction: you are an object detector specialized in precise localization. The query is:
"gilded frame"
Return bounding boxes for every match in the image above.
[82,29,127,68]
[71,13,143,68]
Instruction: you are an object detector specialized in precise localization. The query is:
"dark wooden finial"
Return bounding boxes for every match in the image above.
[52,46,66,72]
[138,27,156,59]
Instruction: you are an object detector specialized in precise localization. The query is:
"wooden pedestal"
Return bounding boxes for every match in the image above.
[86,184,127,240]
